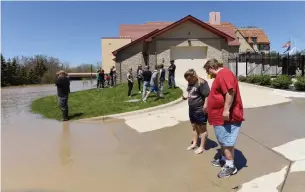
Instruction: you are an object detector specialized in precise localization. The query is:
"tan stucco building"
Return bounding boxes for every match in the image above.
[101,37,131,72]
[101,12,270,83]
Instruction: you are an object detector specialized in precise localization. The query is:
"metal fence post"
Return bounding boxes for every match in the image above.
[235,56,238,77]
[287,52,290,75]
[261,53,264,74]
[276,52,279,76]
[301,55,305,77]
[246,58,248,76]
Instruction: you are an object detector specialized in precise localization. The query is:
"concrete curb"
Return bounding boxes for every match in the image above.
[239,82,305,98]
[77,94,185,122]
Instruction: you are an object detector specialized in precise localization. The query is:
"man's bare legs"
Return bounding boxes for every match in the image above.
[195,124,208,154]
[187,124,199,150]
[223,146,235,168]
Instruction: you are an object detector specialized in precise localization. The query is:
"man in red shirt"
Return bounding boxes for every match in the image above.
[203,59,244,178]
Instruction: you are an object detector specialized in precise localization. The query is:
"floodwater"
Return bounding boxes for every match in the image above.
[1,80,97,126]
[1,80,305,192]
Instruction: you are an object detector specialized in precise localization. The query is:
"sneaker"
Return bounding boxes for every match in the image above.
[211,159,225,167]
[142,98,147,102]
[217,166,238,178]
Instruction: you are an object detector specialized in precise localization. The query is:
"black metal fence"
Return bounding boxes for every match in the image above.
[227,52,305,77]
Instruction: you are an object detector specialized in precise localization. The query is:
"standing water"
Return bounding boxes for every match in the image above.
[1,80,140,191]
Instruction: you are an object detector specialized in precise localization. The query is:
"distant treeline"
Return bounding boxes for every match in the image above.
[1,54,100,87]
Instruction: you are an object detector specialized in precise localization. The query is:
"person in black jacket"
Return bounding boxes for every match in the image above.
[56,70,70,121]
[141,66,152,99]
[168,60,176,88]
[136,65,144,94]
[99,69,105,88]
[109,67,114,88]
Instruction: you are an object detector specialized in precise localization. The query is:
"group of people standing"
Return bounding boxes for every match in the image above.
[55,58,244,179]
[126,60,177,102]
[96,66,117,88]
[183,58,244,178]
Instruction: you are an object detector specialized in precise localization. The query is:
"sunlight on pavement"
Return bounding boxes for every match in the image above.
[238,166,288,192]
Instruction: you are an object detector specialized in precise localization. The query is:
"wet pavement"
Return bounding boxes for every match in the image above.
[1,120,289,192]
[242,98,305,149]
[1,81,305,191]
[283,171,305,192]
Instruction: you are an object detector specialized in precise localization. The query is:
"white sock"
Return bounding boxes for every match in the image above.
[221,156,226,161]
[225,160,234,168]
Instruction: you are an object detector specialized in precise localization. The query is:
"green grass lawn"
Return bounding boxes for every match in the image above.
[31,81,182,121]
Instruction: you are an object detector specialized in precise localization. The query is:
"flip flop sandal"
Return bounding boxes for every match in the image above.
[194,148,205,154]
[187,145,197,151]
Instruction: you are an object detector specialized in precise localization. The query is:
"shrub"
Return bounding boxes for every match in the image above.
[257,75,272,86]
[294,76,305,91]
[238,75,247,82]
[246,74,271,85]
[246,75,261,84]
[271,75,292,89]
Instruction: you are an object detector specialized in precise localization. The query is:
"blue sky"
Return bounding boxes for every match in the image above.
[2,1,305,66]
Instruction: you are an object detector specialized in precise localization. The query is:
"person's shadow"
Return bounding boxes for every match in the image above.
[213,148,248,171]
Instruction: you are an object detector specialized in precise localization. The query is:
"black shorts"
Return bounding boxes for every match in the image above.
[189,108,208,125]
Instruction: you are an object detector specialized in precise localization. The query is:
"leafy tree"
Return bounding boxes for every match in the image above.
[6,59,13,85]
[19,66,28,84]
[27,68,39,84]
[10,58,19,85]
[1,54,9,86]
[34,58,48,78]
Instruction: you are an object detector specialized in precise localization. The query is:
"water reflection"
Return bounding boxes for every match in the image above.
[60,122,73,167]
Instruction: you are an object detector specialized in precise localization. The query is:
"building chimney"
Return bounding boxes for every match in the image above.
[215,12,220,25]
[209,12,221,25]
[209,12,216,24]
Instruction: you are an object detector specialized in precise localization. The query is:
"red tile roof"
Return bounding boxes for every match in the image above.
[119,20,240,46]
[238,28,270,44]
[113,15,240,56]
[145,15,235,42]
[112,29,160,56]
[209,22,240,46]
[120,22,172,41]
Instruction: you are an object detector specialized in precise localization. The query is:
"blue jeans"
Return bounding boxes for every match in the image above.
[214,123,242,147]
[142,81,149,99]
[168,75,176,88]
[149,85,159,93]
[58,96,69,119]
[159,80,165,96]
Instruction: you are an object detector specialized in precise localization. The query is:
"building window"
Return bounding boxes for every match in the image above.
[258,44,270,51]
[251,37,257,44]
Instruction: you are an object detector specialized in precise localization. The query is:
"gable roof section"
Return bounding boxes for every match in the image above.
[145,15,235,42]
[238,28,270,44]
[112,29,160,56]
[120,22,172,40]
[210,22,240,46]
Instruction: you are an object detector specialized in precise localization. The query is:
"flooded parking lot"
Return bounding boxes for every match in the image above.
[1,80,305,192]
[1,80,97,126]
